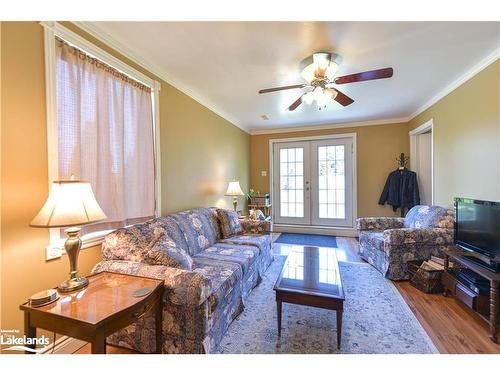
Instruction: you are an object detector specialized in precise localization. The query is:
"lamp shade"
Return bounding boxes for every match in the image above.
[225,181,244,197]
[30,180,106,228]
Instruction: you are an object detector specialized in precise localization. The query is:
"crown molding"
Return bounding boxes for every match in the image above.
[71,22,499,136]
[71,22,248,134]
[408,48,500,121]
[249,117,410,135]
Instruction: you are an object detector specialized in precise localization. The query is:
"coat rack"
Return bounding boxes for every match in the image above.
[396,152,410,170]
[396,153,410,217]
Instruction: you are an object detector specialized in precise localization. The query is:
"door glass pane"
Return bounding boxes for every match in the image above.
[317,145,346,219]
[279,147,304,218]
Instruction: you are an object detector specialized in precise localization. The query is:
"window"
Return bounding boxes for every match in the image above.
[279,147,304,218]
[318,145,345,219]
[42,22,161,247]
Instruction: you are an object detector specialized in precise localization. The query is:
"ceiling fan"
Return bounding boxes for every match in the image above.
[258,52,393,111]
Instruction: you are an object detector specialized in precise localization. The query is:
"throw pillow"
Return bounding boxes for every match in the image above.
[143,234,193,271]
[217,208,243,238]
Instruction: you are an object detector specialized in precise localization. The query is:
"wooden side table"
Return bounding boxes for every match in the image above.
[20,271,164,354]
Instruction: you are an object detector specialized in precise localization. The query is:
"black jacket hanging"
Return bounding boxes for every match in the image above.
[379,168,420,211]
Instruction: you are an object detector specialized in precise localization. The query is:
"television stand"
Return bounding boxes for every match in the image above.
[462,254,500,273]
[444,247,500,343]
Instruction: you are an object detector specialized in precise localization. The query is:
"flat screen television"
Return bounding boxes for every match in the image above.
[455,198,500,271]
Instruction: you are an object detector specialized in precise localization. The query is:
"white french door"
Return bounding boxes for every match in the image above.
[273,136,354,228]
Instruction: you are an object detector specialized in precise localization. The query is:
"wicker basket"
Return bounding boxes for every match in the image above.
[407,260,444,294]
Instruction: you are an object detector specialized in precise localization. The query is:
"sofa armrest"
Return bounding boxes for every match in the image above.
[383,228,454,247]
[239,218,271,234]
[356,217,405,231]
[92,260,211,307]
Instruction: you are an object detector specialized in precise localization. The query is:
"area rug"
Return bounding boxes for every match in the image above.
[275,233,338,248]
[219,256,438,354]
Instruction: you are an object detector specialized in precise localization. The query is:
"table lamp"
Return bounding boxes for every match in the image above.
[30,178,106,292]
[225,180,245,211]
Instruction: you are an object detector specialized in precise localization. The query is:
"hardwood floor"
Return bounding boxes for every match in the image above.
[394,281,500,353]
[75,235,500,354]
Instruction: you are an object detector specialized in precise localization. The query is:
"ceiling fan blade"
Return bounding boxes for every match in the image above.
[332,88,354,106]
[258,84,307,94]
[334,68,393,85]
[287,95,304,111]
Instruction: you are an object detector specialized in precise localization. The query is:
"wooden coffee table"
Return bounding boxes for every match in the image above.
[20,271,164,354]
[274,246,345,349]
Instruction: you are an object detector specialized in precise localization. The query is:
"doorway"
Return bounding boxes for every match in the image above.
[271,134,356,229]
[410,119,434,205]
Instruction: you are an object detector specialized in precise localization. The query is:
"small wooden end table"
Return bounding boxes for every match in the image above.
[274,247,345,349]
[20,271,164,354]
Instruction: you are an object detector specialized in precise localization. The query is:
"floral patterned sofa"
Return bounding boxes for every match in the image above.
[356,205,454,280]
[91,207,272,353]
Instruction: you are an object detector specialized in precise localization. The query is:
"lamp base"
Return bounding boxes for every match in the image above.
[57,276,89,293]
[58,227,89,293]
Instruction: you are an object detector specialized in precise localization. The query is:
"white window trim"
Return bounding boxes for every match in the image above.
[40,21,162,249]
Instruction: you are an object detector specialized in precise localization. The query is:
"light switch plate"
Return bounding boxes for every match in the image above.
[261,171,267,177]
[46,244,63,261]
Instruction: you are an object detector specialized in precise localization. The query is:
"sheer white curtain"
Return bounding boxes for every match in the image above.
[55,38,156,234]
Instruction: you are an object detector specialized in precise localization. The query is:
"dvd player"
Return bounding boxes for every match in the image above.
[452,268,490,295]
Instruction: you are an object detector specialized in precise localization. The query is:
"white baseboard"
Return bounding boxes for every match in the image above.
[40,336,87,354]
[273,224,358,237]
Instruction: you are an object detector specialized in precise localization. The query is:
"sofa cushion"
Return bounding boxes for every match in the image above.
[195,243,259,274]
[102,222,158,262]
[143,235,194,271]
[171,208,220,255]
[404,205,454,229]
[220,234,271,255]
[148,216,190,250]
[216,209,243,238]
[192,257,243,309]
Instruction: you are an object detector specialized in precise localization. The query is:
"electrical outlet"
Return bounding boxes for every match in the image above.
[261,171,267,177]
[46,244,63,261]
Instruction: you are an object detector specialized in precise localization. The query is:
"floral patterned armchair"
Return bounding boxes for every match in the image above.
[356,205,454,280]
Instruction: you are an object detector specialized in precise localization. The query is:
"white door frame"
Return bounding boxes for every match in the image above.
[409,118,434,204]
[269,133,358,234]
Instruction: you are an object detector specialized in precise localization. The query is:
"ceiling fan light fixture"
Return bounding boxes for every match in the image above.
[324,63,339,80]
[299,52,342,83]
[303,91,314,105]
[300,64,317,83]
[316,95,327,108]
[312,86,323,100]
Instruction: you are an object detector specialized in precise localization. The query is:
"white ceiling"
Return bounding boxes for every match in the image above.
[80,22,499,133]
